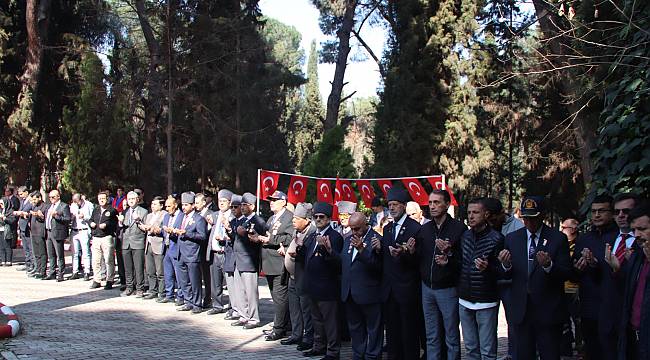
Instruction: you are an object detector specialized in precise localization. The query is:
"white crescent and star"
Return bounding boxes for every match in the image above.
[382,184,391,193]
[292,180,304,195]
[341,184,354,199]
[408,181,422,196]
[319,183,330,198]
[263,176,275,192]
[361,184,372,198]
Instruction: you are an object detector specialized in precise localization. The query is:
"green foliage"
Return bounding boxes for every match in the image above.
[303,125,357,178]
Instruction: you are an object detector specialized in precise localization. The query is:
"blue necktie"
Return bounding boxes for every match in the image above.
[528,233,537,259]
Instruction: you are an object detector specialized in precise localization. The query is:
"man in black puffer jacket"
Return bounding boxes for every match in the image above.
[458,198,505,360]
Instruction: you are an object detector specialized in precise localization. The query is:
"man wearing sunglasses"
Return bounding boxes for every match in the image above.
[44,190,72,282]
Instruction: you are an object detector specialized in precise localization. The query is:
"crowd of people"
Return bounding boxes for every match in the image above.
[0,184,648,360]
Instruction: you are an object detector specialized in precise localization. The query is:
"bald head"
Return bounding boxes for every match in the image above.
[49,190,60,203]
[349,212,368,238]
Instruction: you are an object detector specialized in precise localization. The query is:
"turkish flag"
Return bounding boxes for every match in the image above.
[334,178,357,203]
[356,180,375,208]
[401,178,429,205]
[447,186,459,206]
[426,176,445,190]
[316,179,333,204]
[287,175,308,204]
[376,179,393,198]
[259,170,280,200]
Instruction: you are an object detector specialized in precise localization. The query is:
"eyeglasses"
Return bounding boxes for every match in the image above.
[314,214,328,219]
[591,209,612,215]
[614,208,632,215]
[48,196,57,199]
[230,205,240,209]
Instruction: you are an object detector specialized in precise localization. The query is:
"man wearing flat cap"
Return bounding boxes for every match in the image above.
[497,195,571,360]
[336,201,356,238]
[205,189,233,315]
[229,192,267,329]
[255,191,295,340]
[173,192,208,314]
[295,202,344,359]
[381,187,423,359]
[223,194,244,321]
[285,202,317,350]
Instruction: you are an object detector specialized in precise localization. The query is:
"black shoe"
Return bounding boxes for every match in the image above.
[69,273,80,280]
[297,343,313,352]
[143,293,157,300]
[177,305,193,312]
[224,314,240,321]
[56,276,64,282]
[206,308,225,315]
[90,281,101,289]
[44,273,56,280]
[83,273,91,281]
[302,349,326,357]
[231,320,247,326]
[104,281,113,290]
[156,297,172,304]
[243,322,260,330]
[265,331,286,341]
[281,337,300,345]
[33,274,44,279]
[134,291,145,298]
[119,285,127,291]
[191,307,203,315]
[120,289,134,297]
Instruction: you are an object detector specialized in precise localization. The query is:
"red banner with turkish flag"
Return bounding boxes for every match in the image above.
[401,178,429,205]
[259,170,280,199]
[426,175,445,190]
[334,178,357,203]
[376,179,393,198]
[316,179,333,204]
[356,180,375,208]
[287,175,308,204]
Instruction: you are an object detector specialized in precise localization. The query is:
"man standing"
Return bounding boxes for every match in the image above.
[407,201,430,225]
[284,203,316,350]
[336,201,356,237]
[381,187,422,359]
[14,186,34,273]
[498,196,572,360]
[142,196,166,300]
[224,194,244,321]
[194,193,214,308]
[560,217,583,357]
[369,196,388,228]
[112,186,127,213]
[161,196,183,304]
[572,194,619,360]
[295,202,343,359]
[118,191,148,297]
[205,189,233,314]
[28,192,48,279]
[229,192,266,329]
[69,193,94,280]
[45,190,71,282]
[258,191,294,341]
[337,212,383,360]
[173,192,208,314]
[418,189,466,360]
[89,191,119,290]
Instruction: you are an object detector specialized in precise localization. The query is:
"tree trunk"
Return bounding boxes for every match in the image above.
[324,0,356,132]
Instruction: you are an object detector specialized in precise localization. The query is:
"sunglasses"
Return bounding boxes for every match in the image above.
[314,214,328,219]
[614,208,631,215]
[230,205,240,208]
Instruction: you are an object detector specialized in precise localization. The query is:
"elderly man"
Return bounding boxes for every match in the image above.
[258,191,295,341]
[173,192,208,314]
[69,193,94,280]
[336,201,357,237]
[406,201,429,225]
[498,196,571,360]
[295,202,344,359]
[118,191,149,297]
[284,202,316,350]
[337,212,383,360]
[89,190,119,290]
[205,189,233,314]
[44,190,71,282]
[223,194,244,321]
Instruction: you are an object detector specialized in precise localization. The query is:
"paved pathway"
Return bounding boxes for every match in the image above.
[0,251,511,359]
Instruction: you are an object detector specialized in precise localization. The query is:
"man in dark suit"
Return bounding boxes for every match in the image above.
[223,194,244,321]
[14,186,34,273]
[205,189,233,314]
[230,192,266,329]
[194,192,214,308]
[44,190,71,282]
[173,192,208,314]
[258,191,294,341]
[571,194,620,360]
[335,212,382,360]
[28,192,48,278]
[498,195,572,360]
[381,187,422,359]
[296,202,343,360]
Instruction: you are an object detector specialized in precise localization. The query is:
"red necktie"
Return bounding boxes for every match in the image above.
[614,234,628,263]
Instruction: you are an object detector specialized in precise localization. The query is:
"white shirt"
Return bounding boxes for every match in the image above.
[46,201,61,230]
[351,228,371,262]
[393,213,407,241]
[70,200,94,230]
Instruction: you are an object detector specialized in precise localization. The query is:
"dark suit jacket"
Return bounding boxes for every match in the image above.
[162,210,182,258]
[338,228,382,304]
[231,214,266,272]
[224,216,245,273]
[29,202,47,239]
[175,211,208,263]
[380,215,421,304]
[1,199,17,244]
[501,225,571,325]
[262,209,295,275]
[17,198,33,235]
[298,225,343,301]
[617,246,650,359]
[293,223,318,295]
[45,202,71,241]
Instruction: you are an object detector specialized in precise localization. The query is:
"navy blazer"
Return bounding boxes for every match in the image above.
[18,198,33,234]
[298,225,344,301]
[380,215,422,304]
[501,225,571,325]
[29,202,47,238]
[175,211,208,263]
[230,214,267,272]
[338,228,382,304]
[224,216,244,273]
[45,202,71,241]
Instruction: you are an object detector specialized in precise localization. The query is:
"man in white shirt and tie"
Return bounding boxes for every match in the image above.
[69,193,94,280]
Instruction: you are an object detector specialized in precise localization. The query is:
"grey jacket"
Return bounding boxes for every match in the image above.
[121,206,148,250]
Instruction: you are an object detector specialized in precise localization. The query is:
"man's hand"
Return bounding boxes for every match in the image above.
[249,232,260,243]
[435,238,451,254]
[405,237,416,255]
[350,235,365,252]
[642,240,650,262]
[206,216,214,225]
[236,226,246,237]
[498,249,511,268]
[604,243,621,272]
[536,251,552,267]
[625,247,635,261]
[388,245,403,258]
[277,243,286,256]
[434,254,448,266]
[99,223,106,230]
[317,235,332,254]
[90,222,97,229]
[77,212,84,219]
[574,257,587,271]
[371,236,381,253]
[474,256,489,272]
[117,214,125,223]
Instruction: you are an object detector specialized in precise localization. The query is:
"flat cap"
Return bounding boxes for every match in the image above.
[217,189,233,201]
[294,202,313,219]
[387,187,409,204]
[230,194,242,206]
[181,191,195,204]
[242,192,256,205]
[313,202,333,218]
[268,190,287,201]
[337,201,356,214]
